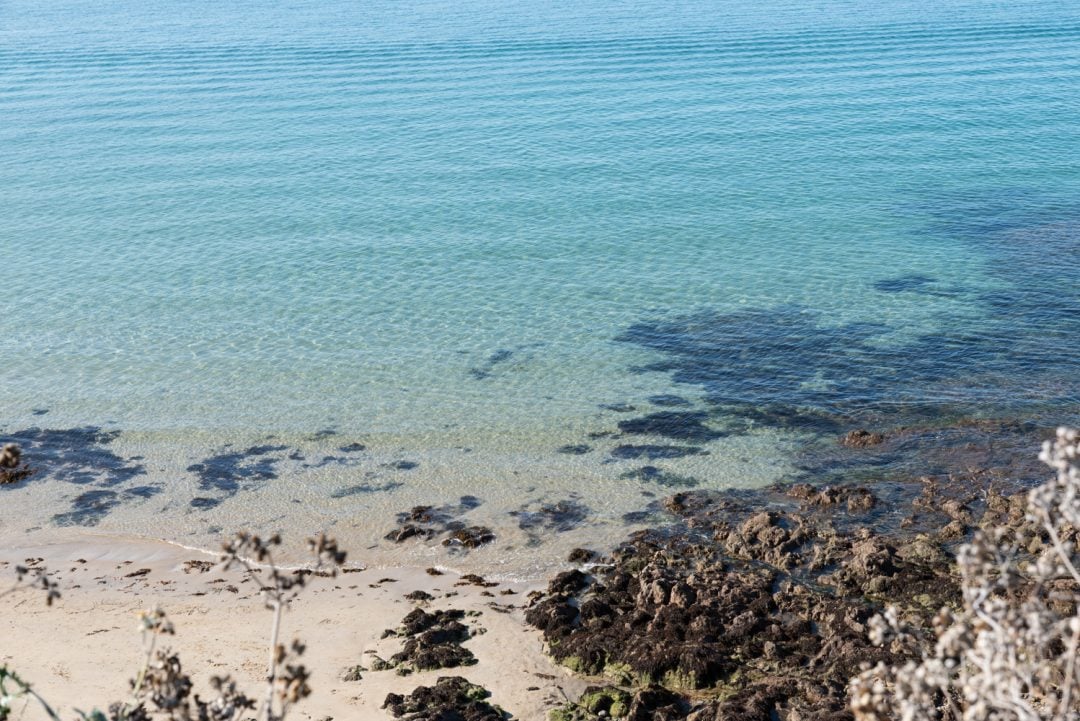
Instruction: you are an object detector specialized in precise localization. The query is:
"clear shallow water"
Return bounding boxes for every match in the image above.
[2,0,1079,575]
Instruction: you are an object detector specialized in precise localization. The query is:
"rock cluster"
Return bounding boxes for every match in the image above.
[383,499,495,549]
[529,467,1041,721]
[380,608,480,673]
[382,676,506,720]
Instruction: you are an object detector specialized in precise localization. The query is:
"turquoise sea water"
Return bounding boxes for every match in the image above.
[2,0,1079,574]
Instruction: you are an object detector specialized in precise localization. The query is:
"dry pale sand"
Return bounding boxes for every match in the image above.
[0,535,590,720]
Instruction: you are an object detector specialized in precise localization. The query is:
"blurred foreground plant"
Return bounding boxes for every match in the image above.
[0,488,347,721]
[851,427,1080,721]
[0,542,61,721]
[220,532,346,721]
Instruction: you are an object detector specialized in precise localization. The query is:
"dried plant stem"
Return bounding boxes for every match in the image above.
[128,630,159,715]
[264,598,283,721]
[0,668,62,721]
[851,426,1080,721]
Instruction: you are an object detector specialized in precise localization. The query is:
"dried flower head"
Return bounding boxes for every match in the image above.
[851,426,1080,721]
[0,444,21,469]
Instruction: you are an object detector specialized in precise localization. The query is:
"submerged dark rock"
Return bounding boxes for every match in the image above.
[512,499,591,534]
[468,344,543,381]
[647,394,691,407]
[617,290,1080,440]
[610,444,705,460]
[840,429,885,448]
[872,274,936,293]
[619,466,700,488]
[0,426,145,488]
[617,411,723,442]
[600,403,637,413]
[0,429,159,524]
[52,489,121,527]
[186,444,288,507]
[330,481,403,499]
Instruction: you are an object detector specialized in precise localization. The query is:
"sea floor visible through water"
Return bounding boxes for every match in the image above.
[3,0,1080,575]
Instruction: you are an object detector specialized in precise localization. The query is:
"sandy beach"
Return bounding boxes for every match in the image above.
[0,534,589,720]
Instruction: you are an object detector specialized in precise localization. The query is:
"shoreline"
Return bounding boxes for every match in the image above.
[0,533,590,721]
[0,415,1066,720]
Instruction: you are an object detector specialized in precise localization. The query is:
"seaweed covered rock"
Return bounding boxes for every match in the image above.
[840,429,885,448]
[442,526,495,548]
[383,608,478,672]
[526,483,980,720]
[382,676,506,720]
[550,685,685,721]
[383,498,493,549]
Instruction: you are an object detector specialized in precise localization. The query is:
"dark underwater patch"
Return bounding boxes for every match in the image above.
[604,192,1080,495]
[304,454,364,469]
[619,466,700,488]
[467,342,546,380]
[872,274,936,293]
[186,444,288,507]
[599,403,636,413]
[0,426,146,488]
[511,498,591,533]
[52,484,160,527]
[618,308,891,421]
[872,274,961,298]
[53,490,120,526]
[124,485,163,499]
[389,460,419,470]
[556,444,592,455]
[921,194,1080,406]
[617,411,723,442]
[339,442,367,452]
[647,394,691,407]
[469,349,514,380]
[610,444,705,460]
[458,495,483,510]
[794,419,1047,488]
[330,481,403,499]
[618,298,1079,435]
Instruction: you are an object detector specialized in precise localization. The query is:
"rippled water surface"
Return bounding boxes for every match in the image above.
[2,0,1079,574]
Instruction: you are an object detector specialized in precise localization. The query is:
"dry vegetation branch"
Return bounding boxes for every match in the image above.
[0,470,347,721]
[851,427,1080,721]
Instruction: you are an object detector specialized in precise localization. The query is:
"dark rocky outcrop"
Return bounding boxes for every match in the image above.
[384,498,493,550]
[381,608,479,673]
[442,526,495,549]
[530,466,1045,721]
[840,429,885,448]
[382,676,507,720]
